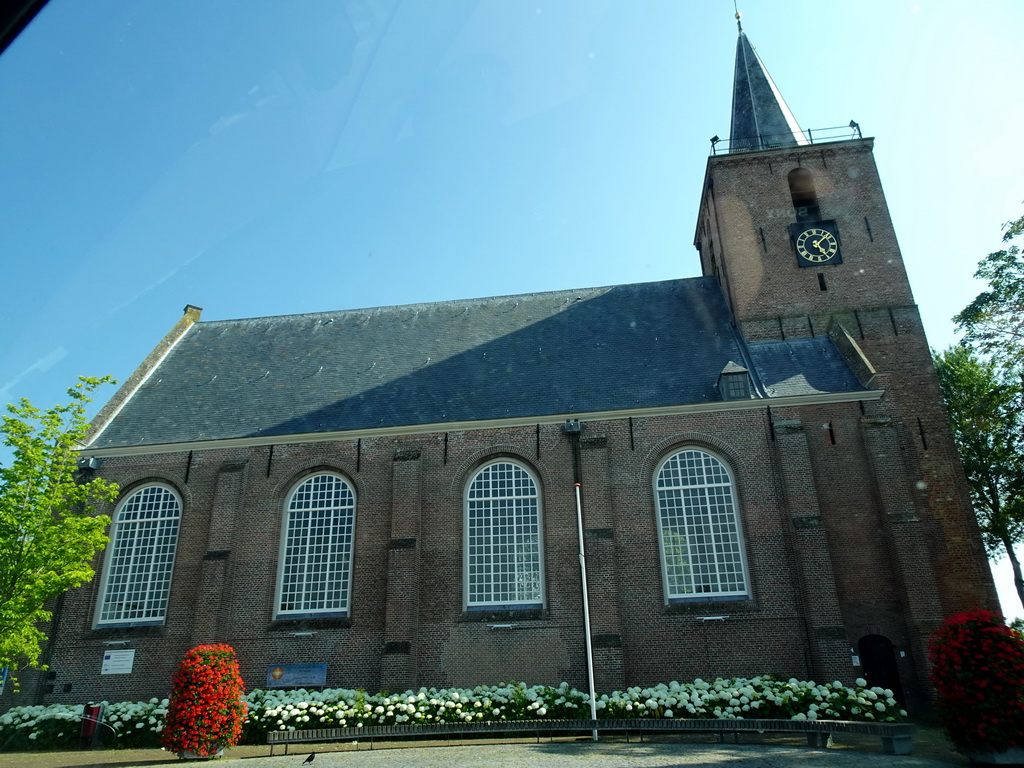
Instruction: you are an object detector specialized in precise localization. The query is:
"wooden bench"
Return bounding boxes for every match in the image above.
[266,717,913,756]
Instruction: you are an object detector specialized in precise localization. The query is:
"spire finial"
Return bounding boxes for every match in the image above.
[734,1,742,32]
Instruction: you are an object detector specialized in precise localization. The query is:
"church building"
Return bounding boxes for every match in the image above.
[19,22,997,711]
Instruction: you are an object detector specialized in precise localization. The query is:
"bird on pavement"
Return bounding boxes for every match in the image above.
[302,753,315,764]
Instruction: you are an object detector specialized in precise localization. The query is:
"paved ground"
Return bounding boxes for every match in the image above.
[0,729,969,768]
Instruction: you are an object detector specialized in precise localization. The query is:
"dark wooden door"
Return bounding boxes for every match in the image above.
[858,634,905,705]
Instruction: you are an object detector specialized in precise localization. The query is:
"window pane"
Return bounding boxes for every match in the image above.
[656,450,747,600]
[279,474,355,615]
[97,486,181,625]
[724,375,750,399]
[466,462,542,608]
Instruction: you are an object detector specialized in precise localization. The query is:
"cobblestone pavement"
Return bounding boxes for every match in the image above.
[225,741,960,768]
[0,733,969,768]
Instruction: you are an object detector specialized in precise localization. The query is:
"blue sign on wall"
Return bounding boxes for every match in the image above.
[266,663,328,689]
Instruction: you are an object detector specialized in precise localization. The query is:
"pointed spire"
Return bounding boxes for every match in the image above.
[729,16,807,152]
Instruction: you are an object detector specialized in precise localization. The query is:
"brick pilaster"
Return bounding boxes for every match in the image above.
[579,433,625,692]
[770,417,850,682]
[381,448,422,690]
[191,461,245,644]
[859,398,945,701]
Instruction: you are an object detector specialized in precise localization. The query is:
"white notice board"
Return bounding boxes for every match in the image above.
[101,649,136,675]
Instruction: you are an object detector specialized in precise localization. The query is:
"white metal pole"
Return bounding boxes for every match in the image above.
[574,482,599,741]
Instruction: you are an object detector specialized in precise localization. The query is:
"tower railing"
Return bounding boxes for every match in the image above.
[709,122,863,155]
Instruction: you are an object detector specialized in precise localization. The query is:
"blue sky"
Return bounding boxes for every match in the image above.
[2,0,1023,616]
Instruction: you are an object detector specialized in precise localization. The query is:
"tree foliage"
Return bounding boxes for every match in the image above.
[955,213,1024,368]
[933,346,1024,610]
[0,377,118,680]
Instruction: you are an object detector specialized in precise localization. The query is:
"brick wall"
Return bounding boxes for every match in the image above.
[8,394,977,713]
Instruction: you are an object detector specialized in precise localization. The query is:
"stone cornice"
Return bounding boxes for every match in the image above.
[80,389,885,459]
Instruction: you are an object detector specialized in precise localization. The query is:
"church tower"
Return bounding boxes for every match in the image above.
[695,14,997,696]
[696,17,917,342]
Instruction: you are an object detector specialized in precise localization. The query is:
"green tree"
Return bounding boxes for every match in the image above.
[955,213,1024,368]
[0,377,118,682]
[933,346,1024,611]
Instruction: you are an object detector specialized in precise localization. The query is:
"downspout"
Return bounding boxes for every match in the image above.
[562,419,599,741]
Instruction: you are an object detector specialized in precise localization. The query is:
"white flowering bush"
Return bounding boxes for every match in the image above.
[0,703,84,751]
[0,677,905,751]
[240,680,590,742]
[0,697,169,751]
[594,677,906,723]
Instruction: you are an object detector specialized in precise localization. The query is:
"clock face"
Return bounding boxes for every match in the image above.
[795,227,839,263]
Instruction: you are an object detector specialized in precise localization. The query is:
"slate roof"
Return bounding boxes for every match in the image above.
[748,337,865,398]
[89,278,866,449]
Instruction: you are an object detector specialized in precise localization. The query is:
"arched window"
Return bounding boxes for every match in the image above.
[96,485,181,626]
[277,473,356,617]
[465,460,543,610]
[655,449,748,601]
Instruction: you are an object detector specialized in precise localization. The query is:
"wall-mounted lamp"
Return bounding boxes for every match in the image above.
[289,631,316,637]
[102,640,129,645]
[697,616,728,622]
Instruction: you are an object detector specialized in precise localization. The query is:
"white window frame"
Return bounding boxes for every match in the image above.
[95,484,181,627]
[464,460,544,610]
[275,472,356,619]
[654,449,750,602]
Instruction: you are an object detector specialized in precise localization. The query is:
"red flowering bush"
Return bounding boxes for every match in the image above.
[929,609,1024,753]
[160,644,247,758]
